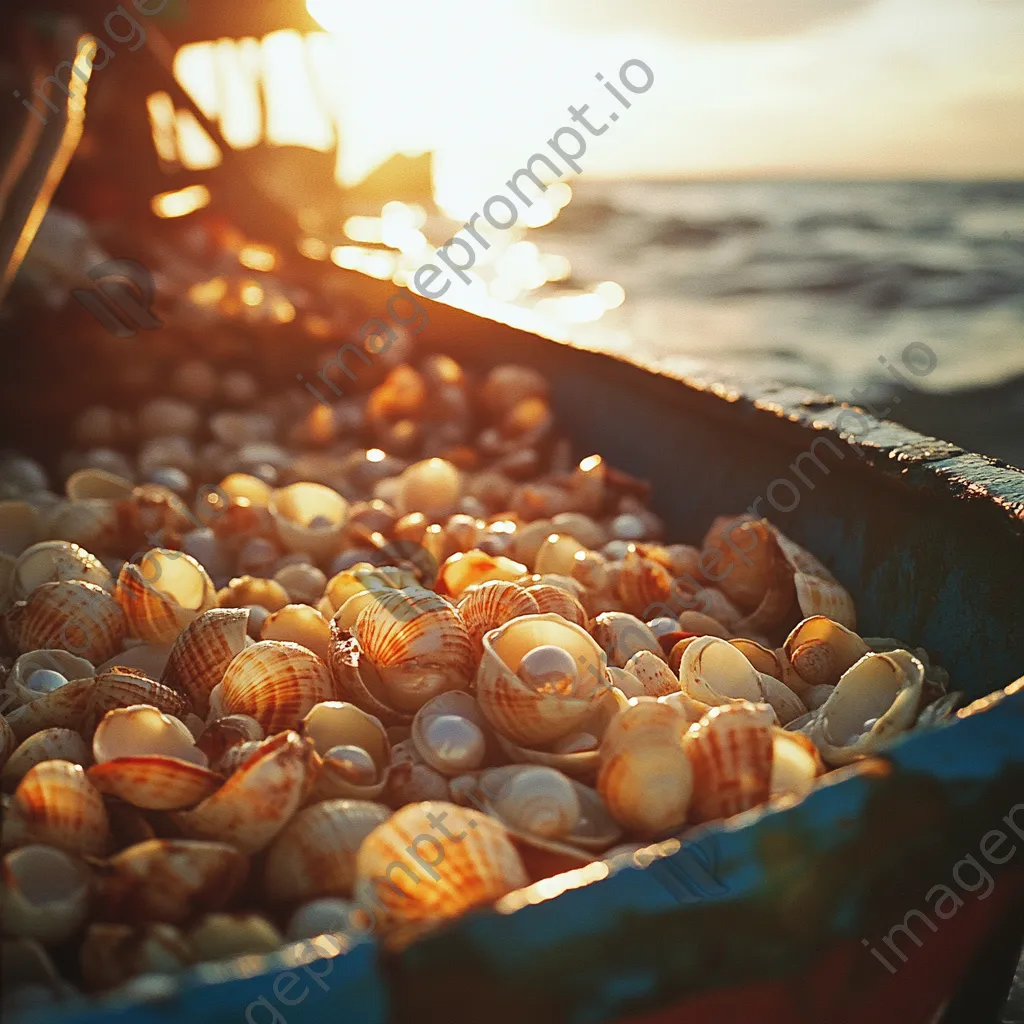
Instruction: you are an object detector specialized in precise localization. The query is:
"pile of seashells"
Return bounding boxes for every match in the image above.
[0,359,957,1014]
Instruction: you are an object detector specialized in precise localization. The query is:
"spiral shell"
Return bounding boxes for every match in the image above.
[590,612,663,668]
[477,613,609,747]
[264,799,391,904]
[90,838,247,925]
[268,482,350,561]
[116,549,216,645]
[221,641,337,734]
[302,701,391,800]
[597,699,692,837]
[5,580,126,663]
[686,701,775,823]
[171,731,315,852]
[161,607,249,717]
[411,692,489,777]
[1,729,91,790]
[456,581,540,654]
[781,615,870,694]
[4,760,109,856]
[1,844,91,944]
[13,541,112,599]
[354,802,527,930]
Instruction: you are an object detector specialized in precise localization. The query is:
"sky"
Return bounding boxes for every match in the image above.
[289,1,1023,201]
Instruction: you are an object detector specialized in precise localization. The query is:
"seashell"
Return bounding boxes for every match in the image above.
[533,534,587,578]
[6,649,95,708]
[700,516,790,621]
[87,705,219,810]
[2,729,91,790]
[730,638,783,680]
[550,512,607,551]
[286,898,368,941]
[196,714,264,769]
[14,541,112,599]
[590,612,663,668]
[623,650,679,697]
[597,699,692,838]
[264,799,392,904]
[486,765,581,839]
[805,650,925,766]
[394,458,462,518]
[523,584,588,627]
[90,838,247,925]
[605,666,645,700]
[438,550,527,599]
[221,641,337,734]
[6,580,126,663]
[88,668,193,731]
[161,607,249,717]
[686,701,776,824]
[756,672,807,726]
[772,528,856,629]
[273,562,327,605]
[4,679,96,741]
[1,844,91,944]
[679,636,764,705]
[354,801,528,930]
[0,500,42,556]
[804,684,835,711]
[615,551,673,620]
[216,739,264,776]
[65,467,134,501]
[95,642,172,679]
[770,730,824,798]
[322,565,420,618]
[44,499,119,554]
[781,615,870,694]
[217,576,291,612]
[171,731,314,852]
[4,760,109,856]
[302,701,391,800]
[79,922,191,992]
[481,364,548,421]
[676,611,730,639]
[116,549,216,645]
[220,473,272,507]
[456,581,540,654]
[690,589,744,632]
[261,604,331,661]
[269,482,350,561]
[383,759,451,806]
[477,613,609,747]
[411,692,489,777]
[657,689,714,724]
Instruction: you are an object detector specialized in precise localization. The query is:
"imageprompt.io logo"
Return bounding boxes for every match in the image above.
[72,258,162,338]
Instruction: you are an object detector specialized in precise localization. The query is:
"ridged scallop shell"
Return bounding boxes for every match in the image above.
[686,701,776,824]
[5,580,126,663]
[623,650,679,697]
[171,731,315,852]
[615,551,673,620]
[264,799,391,904]
[781,615,869,693]
[6,649,95,708]
[679,636,764,705]
[438,550,527,599]
[302,701,391,800]
[90,838,248,925]
[1,844,91,944]
[354,801,528,929]
[161,607,249,717]
[351,587,475,714]
[116,549,216,645]
[4,760,109,856]
[221,641,337,734]
[805,649,925,766]
[597,699,693,838]
[590,612,663,668]
[456,581,540,654]
[14,541,112,599]
[411,692,490,777]
[88,668,193,730]
[477,613,609,747]
[522,583,588,627]
[1,728,91,789]
[268,482,350,561]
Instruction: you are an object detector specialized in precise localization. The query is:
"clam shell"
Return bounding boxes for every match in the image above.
[221,640,337,734]
[756,672,807,725]
[161,607,249,717]
[302,701,391,800]
[686,701,775,824]
[590,612,662,668]
[6,649,95,708]
[261,604,332,662]
[354,801,528,928]
[394,458,462,518]
[456,581,540,654]
[533,534,586,577]
[597,699,692,838]
[1,844,91,944]
[700,516,790,621]
[14,541,112,599]
[322,566,419,619]
[90,838,247,925]
[269,482,350,561]
[1,729,91,790]
[411,692,489,777]
[264,799,391,904]
[116,549,216,645]
[623,650,679,697]
[477,613,609,747]
[438,550,527,599]
[88,668,193,731]
[217,575,291,612]
[171,731,314,852]
[6,580,126,663]
[781,615,869,693]
[4,760,109,856]
[88,757,222,810]
[679,636,763,705]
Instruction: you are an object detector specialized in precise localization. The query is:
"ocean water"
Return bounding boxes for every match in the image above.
[533,180,1024,467]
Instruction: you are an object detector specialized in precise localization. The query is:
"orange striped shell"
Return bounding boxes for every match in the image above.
[456,580,539,655]
[88,757,221,810]
[161,607,249,716]
[116,549,216,645]
[522,584,588,627]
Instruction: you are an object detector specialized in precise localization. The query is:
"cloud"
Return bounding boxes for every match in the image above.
[536,0,877,39]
